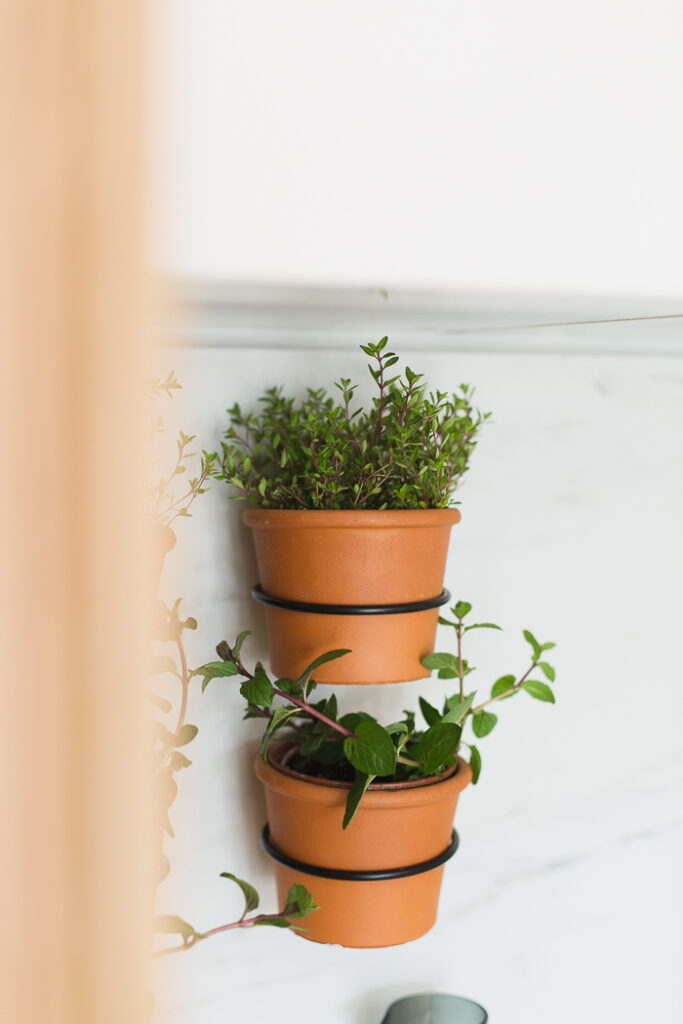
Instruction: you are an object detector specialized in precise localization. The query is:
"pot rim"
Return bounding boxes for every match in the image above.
[243,508,461,528]
[256,741,472,807]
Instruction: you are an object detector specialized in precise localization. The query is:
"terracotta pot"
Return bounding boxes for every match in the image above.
[244,508,460,684]
[255,743,472,948]
[152,524,176,595]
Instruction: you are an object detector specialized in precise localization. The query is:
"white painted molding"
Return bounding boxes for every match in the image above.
[165,282,683,356]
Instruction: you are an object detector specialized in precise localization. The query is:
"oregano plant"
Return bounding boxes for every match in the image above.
[201,605,557,829]
[216,339,488,509]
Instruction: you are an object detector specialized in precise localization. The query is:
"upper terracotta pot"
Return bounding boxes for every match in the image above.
[243,508,460,605]
[243,509,460,684]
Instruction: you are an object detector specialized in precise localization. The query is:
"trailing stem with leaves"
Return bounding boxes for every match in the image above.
[150,603,318,955]
[147,370,220,527]
[148,377,317,957]
[200,604,557,829]
[216,339,488,510]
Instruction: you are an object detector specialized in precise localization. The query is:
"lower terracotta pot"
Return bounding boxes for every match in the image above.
[244,508,460,684]
[254,743,472,948]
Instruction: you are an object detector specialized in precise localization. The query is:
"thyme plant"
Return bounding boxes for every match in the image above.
[217,339,488,509]
[201,602,556,828]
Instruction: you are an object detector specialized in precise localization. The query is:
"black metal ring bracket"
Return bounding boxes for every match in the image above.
[260,825,459,881]
[251,585,451,617]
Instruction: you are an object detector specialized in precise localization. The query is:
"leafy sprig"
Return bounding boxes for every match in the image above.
[153,877,318,957]
[147,371,220,527]
[216,339,488,510]
[200,609,556,829]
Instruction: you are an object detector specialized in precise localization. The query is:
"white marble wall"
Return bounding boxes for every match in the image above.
[152,338,683,1023]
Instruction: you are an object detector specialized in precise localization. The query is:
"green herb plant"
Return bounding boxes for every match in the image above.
[217,339,488,509]
[148,371,220,527]
[201,602,556,829]
[149,376,317,957]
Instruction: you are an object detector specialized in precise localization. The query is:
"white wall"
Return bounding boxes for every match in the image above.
[152,336,683,1024]
[154,0,683,296]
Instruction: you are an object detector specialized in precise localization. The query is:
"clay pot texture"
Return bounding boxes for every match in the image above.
[255,743,472,948]
[244,508,460,684]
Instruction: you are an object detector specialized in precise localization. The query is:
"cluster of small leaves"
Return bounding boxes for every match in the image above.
[216,339,488,509]
[147,371,220,526]
[153,875,318,956]
[201,616,556,829]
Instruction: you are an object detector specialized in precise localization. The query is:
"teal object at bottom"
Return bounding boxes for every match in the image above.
[381,994,488,1024]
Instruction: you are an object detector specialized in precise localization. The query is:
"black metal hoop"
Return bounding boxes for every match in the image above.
[251,585,451,617]
[260,825,459,881]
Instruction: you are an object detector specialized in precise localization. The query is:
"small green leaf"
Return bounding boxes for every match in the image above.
[538,661,556,681]
[469,744,482,784]
[153,915,196,941]
[148,655,178,675]
[385,721,409,736]
[282,883,318,919]
[240,665,274,707]
[442,692,475,724]
[421,651,460,674]
[540,641,556,652]
[220,872,259,913]
[438,615,456,627]
[419,696,441,727]
[168,751,192,771]
[523,629,542,658]
[464,622,502,633]
[343,772,375,829]
[343,721,396,776]
[296,649,351,688]
[491,675,517,699]
[453,601,472,619]
[412,722,461,774]
[522,680,556,703]
[215,640,232,662]
[232,629,254,660]
[148,693,172,713]
[175,724,198,747]
[472,710,498,737]
[252,917,293,929]
[261,706,302,759]
[197,660,239,693]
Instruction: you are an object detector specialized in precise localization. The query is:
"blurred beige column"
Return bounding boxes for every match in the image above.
[0,3,150,1022]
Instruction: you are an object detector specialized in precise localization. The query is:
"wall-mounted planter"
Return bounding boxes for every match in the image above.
[255,743,471,948]
[244,508,460,684]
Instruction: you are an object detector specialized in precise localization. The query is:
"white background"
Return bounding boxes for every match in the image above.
[153,0,683,296]
[152,339,683,1024]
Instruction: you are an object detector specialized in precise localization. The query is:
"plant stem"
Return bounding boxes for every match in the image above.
[471,660,538,714]
[456,622,465,702]
[271,687,353,737]
[236,657,353,739]
[152,912,295,958]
